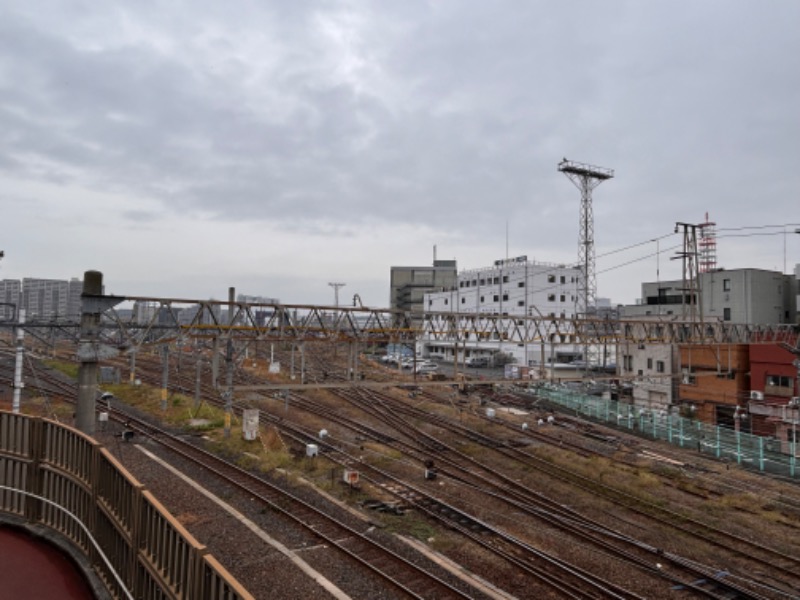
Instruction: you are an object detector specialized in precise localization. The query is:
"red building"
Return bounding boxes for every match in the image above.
[748,342,800,451]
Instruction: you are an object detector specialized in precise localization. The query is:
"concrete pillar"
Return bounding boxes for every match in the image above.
[12,309,25,413]
[76,270,103,435]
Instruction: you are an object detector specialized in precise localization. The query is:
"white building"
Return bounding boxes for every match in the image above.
[421,256,583,366]
[622,269,797,324]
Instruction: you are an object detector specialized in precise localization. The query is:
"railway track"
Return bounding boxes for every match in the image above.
[5,353,800,598]
[272,386,794,599]
[330,386,800,598]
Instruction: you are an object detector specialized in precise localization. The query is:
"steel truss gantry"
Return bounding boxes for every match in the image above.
[1,294,794,349]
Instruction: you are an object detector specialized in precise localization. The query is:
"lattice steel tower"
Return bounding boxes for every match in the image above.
[698,212,717,273]
[673,222,703,322]
[558,159,614,317]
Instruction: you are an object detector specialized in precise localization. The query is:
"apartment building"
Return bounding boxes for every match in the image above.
[0,279,21,320]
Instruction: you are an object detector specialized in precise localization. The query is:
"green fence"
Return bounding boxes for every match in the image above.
[536,386,800,479]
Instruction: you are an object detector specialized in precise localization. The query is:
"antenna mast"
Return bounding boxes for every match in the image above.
[698,212,717,273]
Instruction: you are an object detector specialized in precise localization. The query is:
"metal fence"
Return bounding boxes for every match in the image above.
[0,411,254,600]
[536,386,800,479]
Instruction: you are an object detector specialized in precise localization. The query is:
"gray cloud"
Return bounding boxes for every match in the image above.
[1,1,798,303]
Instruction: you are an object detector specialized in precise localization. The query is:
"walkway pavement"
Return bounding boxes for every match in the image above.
[0,526,95,600]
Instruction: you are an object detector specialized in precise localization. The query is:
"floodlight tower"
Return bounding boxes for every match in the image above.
[558,159,614,317]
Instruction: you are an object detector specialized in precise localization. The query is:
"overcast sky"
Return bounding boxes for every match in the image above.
[1,1,799,307]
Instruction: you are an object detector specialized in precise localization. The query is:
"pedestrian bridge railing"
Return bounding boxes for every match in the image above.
[0,411,254,600]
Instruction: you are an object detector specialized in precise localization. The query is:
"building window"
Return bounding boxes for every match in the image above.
[560,276,566,284]
[560,295,566,302]
[480,296,485,303]
[518,281,525,288]
[767,375,792,387]
[548,294,556,301]
[517,300,524,307]
[494,277,500,284]
[503,275,509,283]
[502,294,508,301]
[493,295,499,302]
[656,361,665,373]
[459,282,464,288]
[548,275,556,283]
[480,279,485,286]
[647,358,653,369]
[723,279,730,291]
[444,298,448,305]
[461,297,465,304]
[723,307,731,321]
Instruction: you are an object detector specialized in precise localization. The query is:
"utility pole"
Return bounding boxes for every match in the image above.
[328,282,346,313]
[224,287,235,438]
[329,282,345,360]
[160,344,169,411]
[673,222,703,323]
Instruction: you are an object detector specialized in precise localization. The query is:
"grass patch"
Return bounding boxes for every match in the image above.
[44,360,79,379]
[380,512,438,541]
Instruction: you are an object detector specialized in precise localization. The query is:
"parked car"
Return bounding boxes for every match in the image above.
[465,356,489,368]
[415,361,438,374]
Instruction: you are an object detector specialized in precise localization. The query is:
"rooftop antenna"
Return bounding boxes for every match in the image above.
[558,158,614,317]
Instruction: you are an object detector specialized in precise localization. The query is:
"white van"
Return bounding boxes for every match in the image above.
[466,356,489,368]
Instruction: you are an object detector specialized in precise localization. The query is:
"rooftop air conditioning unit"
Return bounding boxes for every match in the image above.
[749,391,764,401]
